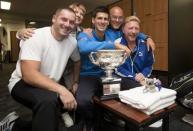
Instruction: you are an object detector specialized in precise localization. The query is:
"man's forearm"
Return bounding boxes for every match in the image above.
[72,60,81,84]
[21,60,66,94]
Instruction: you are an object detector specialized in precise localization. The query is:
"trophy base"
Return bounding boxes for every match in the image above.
[97,77,121,101]
[99,94,119,101]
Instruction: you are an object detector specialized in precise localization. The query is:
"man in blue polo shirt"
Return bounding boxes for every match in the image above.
[76,6,115,131]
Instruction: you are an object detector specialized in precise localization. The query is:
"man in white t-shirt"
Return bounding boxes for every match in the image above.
[7,8,78,131]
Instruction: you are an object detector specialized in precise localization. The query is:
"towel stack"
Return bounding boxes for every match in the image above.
[119,86,176,115]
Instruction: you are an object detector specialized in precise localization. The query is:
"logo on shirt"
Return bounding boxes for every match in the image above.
[138,52,143,56]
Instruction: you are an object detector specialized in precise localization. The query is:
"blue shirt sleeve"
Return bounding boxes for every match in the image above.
[137,32,148,40]
[116,67,136,80]
[141,51,154,77]
[77,32,115,54]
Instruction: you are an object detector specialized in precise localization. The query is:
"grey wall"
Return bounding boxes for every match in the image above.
[169,0,193,81]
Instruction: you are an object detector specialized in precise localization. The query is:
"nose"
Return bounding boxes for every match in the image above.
[64,21,70,27]
[101,18,108,24]
[131,28,138,34]
[115,18,119,22]
[76,12,81,17]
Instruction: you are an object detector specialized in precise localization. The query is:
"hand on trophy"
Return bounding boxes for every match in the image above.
[115,42,131,56]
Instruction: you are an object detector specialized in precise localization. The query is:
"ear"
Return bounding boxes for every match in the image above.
[122,25,126,34]
[52,15,56,23]
[107,20,109,26]
[92,17,95,25]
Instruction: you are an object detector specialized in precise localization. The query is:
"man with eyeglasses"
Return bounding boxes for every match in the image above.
[107,6,155,51]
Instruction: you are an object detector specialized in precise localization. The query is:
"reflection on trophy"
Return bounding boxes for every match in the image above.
[89,49,127,100]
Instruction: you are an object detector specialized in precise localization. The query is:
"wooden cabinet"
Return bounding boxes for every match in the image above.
[135,0,168,71]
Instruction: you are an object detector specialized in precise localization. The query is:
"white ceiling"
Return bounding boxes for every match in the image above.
[0,0,120,22]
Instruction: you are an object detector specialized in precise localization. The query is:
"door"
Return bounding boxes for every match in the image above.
[10,31,20,62]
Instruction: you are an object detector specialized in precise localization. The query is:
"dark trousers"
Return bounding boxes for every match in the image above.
[121,77,141,90]
[76,76,102,129]
[11,80,61,131]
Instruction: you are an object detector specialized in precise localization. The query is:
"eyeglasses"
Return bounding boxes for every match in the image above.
[110,16,124,21]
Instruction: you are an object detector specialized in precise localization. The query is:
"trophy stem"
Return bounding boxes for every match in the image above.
[105,69,114,79]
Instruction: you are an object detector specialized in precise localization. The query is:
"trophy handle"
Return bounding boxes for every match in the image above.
[89,52,99,66]
[120,52,128,65]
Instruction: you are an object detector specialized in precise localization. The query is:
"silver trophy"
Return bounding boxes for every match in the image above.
[89,49,127,100]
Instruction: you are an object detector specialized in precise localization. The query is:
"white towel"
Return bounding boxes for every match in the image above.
[120,99,175,115]
[120,95,176,111]
[142,101,175,115]
[147,96,176,111]
[119,86,176,109]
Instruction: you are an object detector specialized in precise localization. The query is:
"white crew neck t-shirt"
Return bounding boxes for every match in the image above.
[8,27,80,92]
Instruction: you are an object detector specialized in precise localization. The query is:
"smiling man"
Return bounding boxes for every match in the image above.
[115,16,154,89]
[7,8,79,131]
[76,6,115,131]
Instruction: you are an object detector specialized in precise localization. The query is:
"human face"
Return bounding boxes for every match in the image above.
[92,12,109,32]
[73,6,85,25]
[52,9,76,40]
[110,7,124,29]
[123,21,140,42]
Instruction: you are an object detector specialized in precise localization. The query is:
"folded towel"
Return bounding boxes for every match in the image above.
[119,86,176,109]
[158,87,177,99]
[148,96,176,111]
[120,95,176,111]
[120,99,175,115]
[142,101,175,115]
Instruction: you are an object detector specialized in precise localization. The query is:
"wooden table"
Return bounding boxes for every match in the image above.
[93,96,177,131]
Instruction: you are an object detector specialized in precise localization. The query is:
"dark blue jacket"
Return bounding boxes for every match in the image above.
[115,37,154,80]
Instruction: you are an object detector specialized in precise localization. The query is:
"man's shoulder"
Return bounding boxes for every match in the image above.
[77,32,92,42]
[78,32,89,37]
[34,27,50,34]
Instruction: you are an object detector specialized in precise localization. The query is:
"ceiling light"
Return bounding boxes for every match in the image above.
[0,1,11,10]
[29,21,36,25]
[0,23,2,26]
[0,18,1,22]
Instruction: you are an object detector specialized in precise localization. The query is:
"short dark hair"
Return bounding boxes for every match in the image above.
[54,7,75,16]
[92,6,109,18]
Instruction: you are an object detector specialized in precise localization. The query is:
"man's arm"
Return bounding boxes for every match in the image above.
[77,33,115,54]
[146,38,156,51]
[138,32,156,51]
[71,60,81,95]
[16,28,35,40]
[21,60,77,110]
[115,42,131,55]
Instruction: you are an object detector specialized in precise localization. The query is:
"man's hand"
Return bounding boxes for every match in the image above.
[70,82,78,95]
[115,42,131,56]
[83,28,93,37]
[21,60,77,111]
[135,73,145,84]
[18,28,36,40]
[59,88,77,110]
[146,38,156,51]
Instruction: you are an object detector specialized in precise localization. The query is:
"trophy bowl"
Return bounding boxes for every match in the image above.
[89,49,127,80]
[89,49,127,100]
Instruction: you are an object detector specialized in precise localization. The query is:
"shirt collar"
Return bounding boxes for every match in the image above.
[92,29,105,41]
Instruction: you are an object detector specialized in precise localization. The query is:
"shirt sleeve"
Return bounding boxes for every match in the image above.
[70,46,80,62]
[77,32,115,54]
[19,35,42,62]
[137,32,148,40]
[115,67,136,80]
[141,51,154,77]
